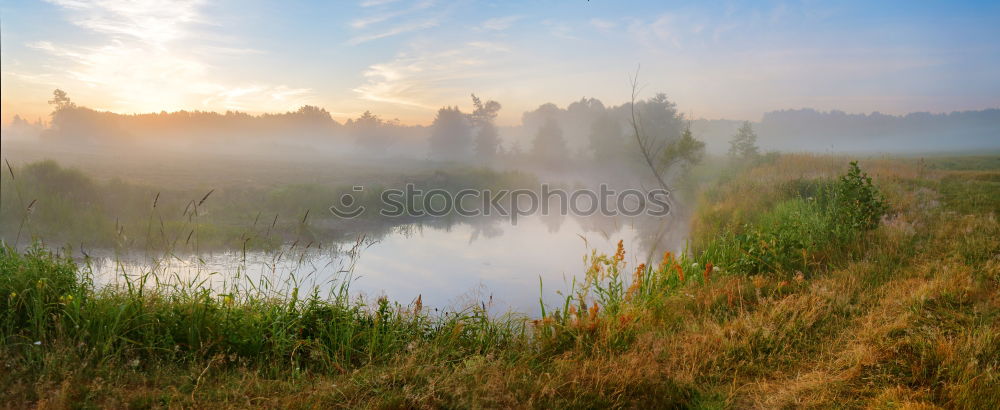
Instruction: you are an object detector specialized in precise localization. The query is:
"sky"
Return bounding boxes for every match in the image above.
[2,0,999,126]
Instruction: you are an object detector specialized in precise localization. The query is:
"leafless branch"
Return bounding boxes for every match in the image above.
[629,68,672,194]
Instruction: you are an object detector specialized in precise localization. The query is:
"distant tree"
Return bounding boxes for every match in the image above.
[565,97,607,145]
[630,94,686,162]
[635,93,684,142]
[291,105,333,122]
[48,89,75,111]
[349,110,393,154]
[475,123,500,161]
[661,125,706,173]
[43,89,131,143]
[521,103,562,134]
[728,121,760,159]
[508,140,523,158]
[470,94,502,161]
[627,72,701,198]
[588,112,624,160]
[428,106,472,160]
[531,117,569,165]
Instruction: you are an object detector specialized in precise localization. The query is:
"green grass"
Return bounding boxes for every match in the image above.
[1,160,539,250]
[1,244,526,379]
[1,154,998,408]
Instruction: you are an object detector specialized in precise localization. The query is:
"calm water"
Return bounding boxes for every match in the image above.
[89,213,686,315]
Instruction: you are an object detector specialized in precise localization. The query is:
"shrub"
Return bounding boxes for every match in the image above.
[697,161,888,275]
[824,161,889,235]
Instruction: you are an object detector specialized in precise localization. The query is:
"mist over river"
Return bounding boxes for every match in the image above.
[87,213,687,316]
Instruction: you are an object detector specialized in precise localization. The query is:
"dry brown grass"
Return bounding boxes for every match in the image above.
[3,154,997,409]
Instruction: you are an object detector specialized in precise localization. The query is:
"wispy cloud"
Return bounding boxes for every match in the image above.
[465,41,510,52]
[629,14,681,48]
[353,42,512,110]
[348,0,443,45]
[26,0,312,113]
[589,18,617,32]
[543,20,576,40]
[348,19,441,45]
[480,15,522,31]
[360,0,402,7]
[44,0,203,46]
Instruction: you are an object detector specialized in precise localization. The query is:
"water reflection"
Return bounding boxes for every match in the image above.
[90,211,688,315]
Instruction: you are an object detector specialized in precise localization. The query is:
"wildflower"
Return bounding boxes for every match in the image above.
[626,263,645,300]
[703,262,714,282]
[588,303,600,321]
[675,264,685,283]
[614,240,625,263]
[691,262,699,268]
[659,251,673,270]
[8,292,15,299]
[713,266,720,273]
[414,294,423,314]
[633,263,646,281]
[34,341,41,346]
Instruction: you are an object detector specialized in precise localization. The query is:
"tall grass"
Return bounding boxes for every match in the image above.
[1,239,525,381]
[2,154,997,408]
[0,160,539,250]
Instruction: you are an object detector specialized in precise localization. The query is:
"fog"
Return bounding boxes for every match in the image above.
[2,87,997,312]
[6,91,998,166]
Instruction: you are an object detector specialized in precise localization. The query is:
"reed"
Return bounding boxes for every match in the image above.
[1,154,997,408]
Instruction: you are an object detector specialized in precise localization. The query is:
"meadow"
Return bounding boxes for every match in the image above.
[1,153,998,408]
[0,154,540,251]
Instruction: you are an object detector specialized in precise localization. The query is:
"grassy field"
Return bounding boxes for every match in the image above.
[1,154,998,408]
[0,159,539,250]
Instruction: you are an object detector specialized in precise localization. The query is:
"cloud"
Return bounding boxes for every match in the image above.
[351,10,407,29]
[480,15,522,31]
[352,43,512,110]
[348,18,441,45]
[626,14,686,50]
[589,18,617,32]
[543,20,577,40]
[29,0,313,113]
[44,0,203,47]
[348,0,442,45]
[360,0,402,7]
[466,41,510,52]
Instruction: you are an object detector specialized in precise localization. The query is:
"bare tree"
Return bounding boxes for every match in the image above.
[627,68,706,217]
[629,69,672,193]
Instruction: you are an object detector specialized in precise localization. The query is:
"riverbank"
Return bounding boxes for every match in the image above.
[2,153,997,408]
